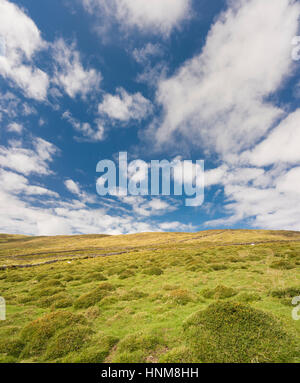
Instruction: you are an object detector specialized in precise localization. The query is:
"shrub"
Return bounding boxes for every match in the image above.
[36,292,72,308]
[38,279,64,288]
[44,326,93,360]
[31,287,64,298]
[183,302,296,363]
[118,270,135,279]
[167,289,193,305]
[84,306,101,320]
[0,338,25,357]
[271,287,300,299]
[51,297,73,309]
[117,332,161,354]
[20,311,86,356]
[120,289,148,301]
[234,292,261,303]
[210,264,228,271]
[82,272,107,283]
[74,287,109,309]
[143,267,163,276]
[97,282,116,291]
[202,285,237,300]
[270,260,295,270]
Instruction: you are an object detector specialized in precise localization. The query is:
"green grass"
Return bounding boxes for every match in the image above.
[0,229,300,363]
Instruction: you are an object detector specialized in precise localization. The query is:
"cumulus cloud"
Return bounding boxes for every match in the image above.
[0,137,57,175]
[246,109,300,167]
[98,87,152,123]
[0,0,49,100]
[62,110,105,141]
[52,38,102,99]
[82,0,191,37]
[7,122,23,134]
[153,0,299,158]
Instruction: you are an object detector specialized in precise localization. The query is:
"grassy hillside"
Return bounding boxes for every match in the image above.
[0,229,300,363]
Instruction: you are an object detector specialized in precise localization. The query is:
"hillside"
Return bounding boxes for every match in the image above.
[0,229,300,363]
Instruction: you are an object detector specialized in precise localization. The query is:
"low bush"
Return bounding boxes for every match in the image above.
[270,260,295,270]
[44,326,93,360]
[183,302,296,363]
[20,311,87,357]
[74,287,109,309]
[167,289,193,305]
[143,267,163,276]
[202,285,238,300]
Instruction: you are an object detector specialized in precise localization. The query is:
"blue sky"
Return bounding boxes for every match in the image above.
[0,0,300,235]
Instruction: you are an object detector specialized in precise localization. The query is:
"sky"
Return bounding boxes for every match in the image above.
[0,0,300,236]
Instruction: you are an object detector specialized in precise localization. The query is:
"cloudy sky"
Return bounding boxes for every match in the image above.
[0,0,299,236]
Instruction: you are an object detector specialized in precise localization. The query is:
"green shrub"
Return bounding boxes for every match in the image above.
[82,272,107,283]
[143,267,163,276]
[270,260,295,270]
[97,282,116,291]
[183,302,296,363]
[31,287,64,298]
[271,286,300,298]
[44,326,93,360]
[0,338,25,357]
[234,292,261,303]
[51,297,73,309]
[202,285,237,299]
[167,289,193,305]
[117,332,161,353]
[20,311,87,357]
[38,279,64,288]
[120,289,148,301]
[74,287,109,309]
[210,264,228,271]
[118,270,135,279]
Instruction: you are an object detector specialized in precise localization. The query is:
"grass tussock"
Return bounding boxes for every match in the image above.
[183,302,297,363]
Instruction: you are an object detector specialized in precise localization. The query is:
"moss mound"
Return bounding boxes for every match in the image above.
[117,332,161,354]
[20,311,87,356]
[44,326,93,360]
[183,302,296,363]
[74,287,109,309]
[167,289,193,305]
[202,285,237,299]
[270,260,295,270]
[143,267,163,276]
[271,286,300,298]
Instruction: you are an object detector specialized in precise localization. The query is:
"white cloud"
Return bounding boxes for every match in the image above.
[0,0,49,100]
[132,43,163,64]
[153,0,299,158]
[62,111,105,141]
[65,179,81,195]
[52,38,102,99]
[7,122,23,134]
[98,87,152,122]
[82,0,191,37]
[0,137,57,175]
[0,169,58,198]
[246,109,300,167]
